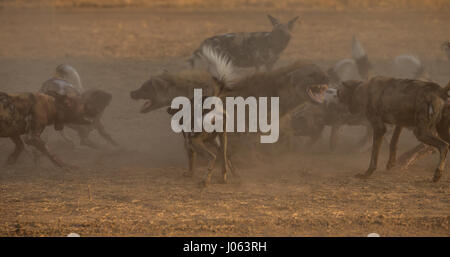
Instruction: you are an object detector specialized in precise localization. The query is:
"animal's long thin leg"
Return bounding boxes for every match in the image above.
[24,133,67,168]
[356,121,386,179]
[397,143,434,170]
[413,127,448,182]
[76,126,100,150]
[355,125,372,149]
[59,130,75,148]
[191,137,217,187]
[386,126,403,170]
[329,125,340,151]
[218,133,230,184]
[95,119,119,147]
[6,136,25,165]
[182,133,196,177]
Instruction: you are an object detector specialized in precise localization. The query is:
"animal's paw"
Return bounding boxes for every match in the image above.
[432,169,442,183]
[386,162,396,170]
[218,177,228,184]
[182,171,193,177]
[61,164,79,172]
[354,173,370,179]
[198,180,208,188]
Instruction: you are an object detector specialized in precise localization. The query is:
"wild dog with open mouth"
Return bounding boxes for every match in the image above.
[291,88,372,150]
[130,69,220,184]
[338,77,450,182]
[188,14,299,71]
[130,70,215,113]
[41,65,118,149]
[0,91,89,168]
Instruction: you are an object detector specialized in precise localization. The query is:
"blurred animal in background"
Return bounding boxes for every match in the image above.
[442,41,450,62]
[0,91,89,168]
[338,77,450,182]
[188,14,300,72]
[393,54,430,80]
[327,35,374,85]
[40,64,118,149]
[41,64,84,94]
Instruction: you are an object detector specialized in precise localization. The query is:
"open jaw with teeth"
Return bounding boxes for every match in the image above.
[307,84,328,104]
[140,99,153,113]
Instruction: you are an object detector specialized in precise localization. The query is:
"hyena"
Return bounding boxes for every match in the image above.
[200,45,329,155]
[338,77,450,182]
[188,15,299,71]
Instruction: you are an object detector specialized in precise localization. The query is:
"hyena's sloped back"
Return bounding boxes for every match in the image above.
[189,15,299,71]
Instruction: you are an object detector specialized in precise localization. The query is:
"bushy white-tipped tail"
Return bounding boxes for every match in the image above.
[200,45,241,87]
[351,35,367,60]
[393,54,424,79]
[55,64,84,93]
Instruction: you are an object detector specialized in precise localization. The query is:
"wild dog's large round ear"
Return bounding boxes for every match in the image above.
[267,14,280,27]
[287,16,300,31]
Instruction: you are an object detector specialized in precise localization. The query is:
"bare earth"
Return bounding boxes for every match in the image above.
[0,7,449,236]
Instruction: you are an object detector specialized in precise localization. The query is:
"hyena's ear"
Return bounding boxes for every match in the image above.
[287,16,300,31]
[267,14,280,27]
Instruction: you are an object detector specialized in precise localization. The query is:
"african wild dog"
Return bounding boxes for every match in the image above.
[64,89,117,149]
[188,14,299,71]
[41,65,118,149]
[0,91,89,167]
[338,77,450,182]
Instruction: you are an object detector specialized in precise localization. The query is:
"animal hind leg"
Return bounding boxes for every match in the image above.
[6,136,25,165]
[191,137,217,187]
[329,125,340,151]
[397,143,435,170]
[413,127,448,182]
[217,133,231,184]
[24,134,68,168]
[386,126,403,170]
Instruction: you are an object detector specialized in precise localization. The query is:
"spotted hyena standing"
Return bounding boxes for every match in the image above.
[188,15,299,71]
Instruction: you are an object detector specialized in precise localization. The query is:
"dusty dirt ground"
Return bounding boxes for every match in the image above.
[0,6,449,236]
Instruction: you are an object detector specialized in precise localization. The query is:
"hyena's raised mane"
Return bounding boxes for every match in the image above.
[188,14,299,72]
